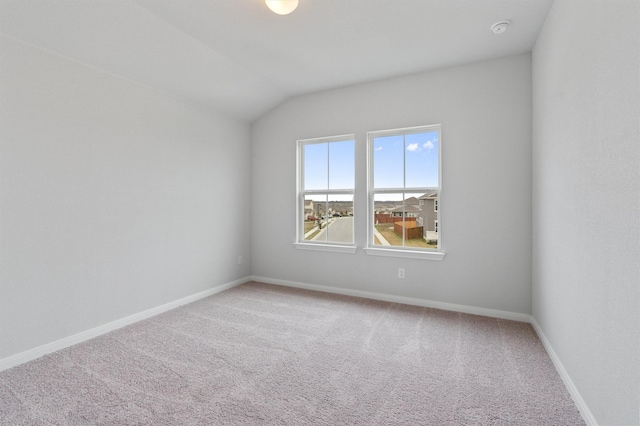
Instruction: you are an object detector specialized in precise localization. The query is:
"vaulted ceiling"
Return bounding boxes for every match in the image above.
[0,0,553,122]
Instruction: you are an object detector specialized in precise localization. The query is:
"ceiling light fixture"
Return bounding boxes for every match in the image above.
[265,0,299,15]
[491,20,510,34]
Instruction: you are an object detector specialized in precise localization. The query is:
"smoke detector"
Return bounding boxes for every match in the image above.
[491,21,510,34]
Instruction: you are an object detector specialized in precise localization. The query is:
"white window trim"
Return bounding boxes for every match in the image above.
[366,124,445,261]
[294,243,357,253]
[295,135,356,249]
[364,247,445,261]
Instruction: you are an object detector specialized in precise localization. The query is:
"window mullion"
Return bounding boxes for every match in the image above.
[326,142,330,191]
[402,134,406,247]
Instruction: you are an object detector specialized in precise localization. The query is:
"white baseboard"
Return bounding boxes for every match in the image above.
[248,275,532,323]
[530,318,597,426]
[0,277,249,373]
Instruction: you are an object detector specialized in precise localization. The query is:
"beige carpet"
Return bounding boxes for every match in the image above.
[0,281,584,425]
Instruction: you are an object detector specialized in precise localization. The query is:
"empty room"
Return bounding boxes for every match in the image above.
[1,0,638,425]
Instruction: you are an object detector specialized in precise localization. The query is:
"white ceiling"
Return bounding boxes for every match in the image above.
[0,0,553,122]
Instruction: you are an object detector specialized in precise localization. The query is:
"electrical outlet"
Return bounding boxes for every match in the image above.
[398,268,405,279]
[237,255,243,265]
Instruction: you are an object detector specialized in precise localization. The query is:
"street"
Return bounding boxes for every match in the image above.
[312,217,353,243]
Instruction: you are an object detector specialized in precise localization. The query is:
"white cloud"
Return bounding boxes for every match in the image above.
[423,140,434,150]
[374,146,383,151]
[406,143,419,152]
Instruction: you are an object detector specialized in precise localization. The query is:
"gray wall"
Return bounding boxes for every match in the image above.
[0,36,252,360]
[532,1,639,424]
[251,54,533,315]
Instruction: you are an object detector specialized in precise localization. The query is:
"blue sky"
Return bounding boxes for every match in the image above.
[303,131,438,201]
[373,131,439,189]
[304,139,354,191]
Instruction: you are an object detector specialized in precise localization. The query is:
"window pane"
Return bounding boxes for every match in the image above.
[304,143,328,190]
[329,140,354,190]
[304,194,353,243]
[373,193,437,249]
[405,131,439,188]
[373,135,404,188]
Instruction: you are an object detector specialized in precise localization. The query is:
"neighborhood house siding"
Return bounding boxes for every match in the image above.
[422,200,437,232]
[418,193,439,234]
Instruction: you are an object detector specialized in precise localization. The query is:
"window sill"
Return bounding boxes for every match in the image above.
[294,243,357,254]
[364,247,445,261]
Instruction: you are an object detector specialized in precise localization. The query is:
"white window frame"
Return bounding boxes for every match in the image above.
[365,124,444,261]
[294,135,357,253]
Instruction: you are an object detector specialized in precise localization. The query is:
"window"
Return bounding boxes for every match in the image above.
[296,135,355,252]
[366,125,443,260]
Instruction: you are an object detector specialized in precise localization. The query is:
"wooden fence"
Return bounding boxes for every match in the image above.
[393,221,423,240]
[374,214,417,225]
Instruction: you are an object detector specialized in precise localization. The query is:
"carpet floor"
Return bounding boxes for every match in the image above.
[0,281,584,425]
